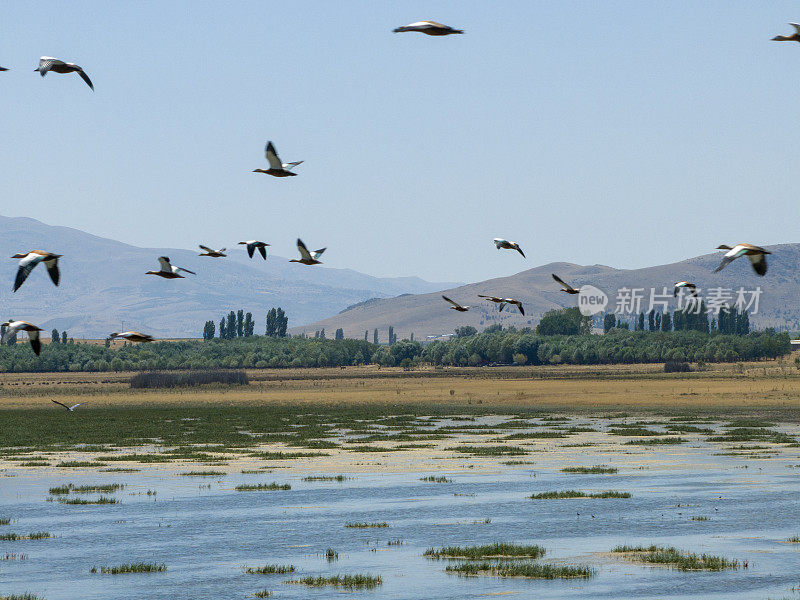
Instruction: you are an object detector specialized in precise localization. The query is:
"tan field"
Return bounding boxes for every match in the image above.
[1,359,799,418]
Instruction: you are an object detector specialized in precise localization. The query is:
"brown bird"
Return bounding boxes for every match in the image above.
[146,256,196,279]
[35,56,93,90]
[238,240,270,260]
[442,295,469,312]
[253,141,302,177]
[552,274,580,294]
[11,250,61,292]
[108,331,154,343]
[198,245,226,257]
[772,23,800,42]
[493,238,525,258]
[714,243,770,276]
[1,320,43,355]
[290,239,325,265]
[477,295,525,315]
[393,21,464,36]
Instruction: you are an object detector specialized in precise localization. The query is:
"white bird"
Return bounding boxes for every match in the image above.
[291,239,325,265]
[714,243,770,276]
[238,240,270,260]
[253,142,302,177]
[493,238,525,258]
[393,21,464,35]
[442,295,469,312]
[199,245,226,257]
[108,331,154,343]
[1,320,43,355]
[145,256,196,279]
[35,56,93,90]
[51,400,85,412]
[11,250,61,292]
[673,281,697,297]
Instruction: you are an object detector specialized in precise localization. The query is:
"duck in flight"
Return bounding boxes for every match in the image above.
[1,320,43,355]
[199,245,226,257]
[11,250,61,292]
[238,240,270,260]
[442,295,469,312]
[51,400,85,412]
[552,274,580,295]
[493,238,525,258]
[0,65,7,71]
[772,23,800,42]
[253,142,303,177]
[35,56,93,90]
[393,21,463,35]
[108,331,154,343]
[477,295,524,315]
[291,239,325,265]
[146,256,196,279]
[673,281,697,297]
[714,243,770,276]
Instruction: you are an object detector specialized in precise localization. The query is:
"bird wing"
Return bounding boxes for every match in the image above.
[284,161,304,170]
[312,248,326,260]
[69,403,85,410]
[517,303,525,316]
[258,245,267,260]
[43,257,60,286]
[219,248,226,253]
[245,243,255,258]
[37,57,58,73]
[499,303,506,312]
[297,239,313,261]
[713,255,735,273]
[157,256,172,272]
[29,329,41,356]
[76,68,94,90]
[199,245,214,253]
[1,323,20,344]
[265,142,283,170]
[51,399,70,410]
[176,267,196,275]
[792,23,800,34]
[552,273,574,290]
[515,245,526,258]
[747,253,768,276]
[442,295,461,308]
[13,254,41,292]
[493,238,505,249]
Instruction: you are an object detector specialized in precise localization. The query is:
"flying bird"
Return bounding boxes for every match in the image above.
[442,295,469,312]
[51,400,85,412]
[479,295,524,315]
[35,56,93,90]
[291,239,325,265]
[1,320,43,355]
[198,245,226,257]
[0,66,8,71]
[238,240,270,260]
[393,21,464,35]
[108,331,154,343]
[673,281,697,297]
[552,274,580,294]
[493,238,525,258]
[11,251,61,292]
[714,243,770,276]
[772,23,800,42]
[253,141,302,177]
[145,256,196,279]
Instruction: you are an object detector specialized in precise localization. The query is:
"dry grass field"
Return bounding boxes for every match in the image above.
[1,359,798,418]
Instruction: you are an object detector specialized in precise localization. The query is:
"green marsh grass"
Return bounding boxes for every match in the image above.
[449,445,529,456]
[560,466,618,474]
[691,516,708,521]
[0,532,51,541]
[0,517,11,525]
[287,574,382,589]
[1,553,27,560]
[301,475,348,482]
[625,437,685,445]
[502,460,535,465]
[244,564,295,574]
[100,467,140,473]
[424,543,545,559]
[325,548,339,561]
[611,545,745,571]
[502,431,566,440]
[234,483,290,491]
[55,461,106,468]
[345,522,388,528]
[92,562,166,574]
[57,496,118,505]
[180,471,225,477]
[49,483,124,495]
[420,476,452,483]
[786,535,800,543]
[18,461,49,467]
[0,595,44,600]
[445,562,595,579]
[529,490,630,499]
[253,591,272,598]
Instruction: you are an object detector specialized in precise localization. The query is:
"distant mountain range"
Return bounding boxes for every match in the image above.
[293,244,800,342]
[0,216,460,338]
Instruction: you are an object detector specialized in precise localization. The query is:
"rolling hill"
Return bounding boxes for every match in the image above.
[0,215,459,338]
[293,244,800,342]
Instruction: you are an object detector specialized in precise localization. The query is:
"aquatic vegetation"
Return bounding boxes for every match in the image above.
[625,437,685,445]
[0,595,45,600]
[91,562,167,574]
[445,562,595,579]
[448,445,529,456]
[665,424,714,434]
[424,543,545,559]
[560,466,618,474]
[345,522,388,528]
[608,427,661,436]
[253,591,271,598]
[18,461,49,467]
[502,460,535,465]
[0,517,11,525]
[691,516,709,521]
[179,471,225,477]
[420,476,452,483]
[786,535,800,543]
[130,370,248,388]
[708,428,797,444]
[611,545,745,571]
[234,483,291,491]
[249,451,328,460]
[287,574,382,589]
[529,490,630,499]
[100,467,140,473]
[49,483,124,495]
[301,475,348,482]
[387,539,404,546]
[55,461,106,468]
[244,564,296,574]
[325,548,339,561]
[57,496,118,505]
[502,431,566,439]
[1,553,27,560]
[0,532,51,541]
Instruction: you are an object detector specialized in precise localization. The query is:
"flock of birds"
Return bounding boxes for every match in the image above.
[0,19,789,357]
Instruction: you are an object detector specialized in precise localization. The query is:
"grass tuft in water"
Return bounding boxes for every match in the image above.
[56,496,118,505]
[0,595,45,600]
[345,522,388,528]
[180,470,225,477]
[560,466,618,474]
[301,475,348,482]
[529,490,630,499]
[253,591,272,598]
[325,548,339,561]
[234,483,290,491]
[0,518,11,525]
[625,437,685,446]
[420,476,452,483]
[786,535,800,543]
[0,532,51,541]
[244,564,296,574]
[449,445,529,456]
[424,543,545,560]
[91,562,166,574]
[445,562,595,579]
[55,461,107,468]
[611,545,745,571]
[287,574,382,589]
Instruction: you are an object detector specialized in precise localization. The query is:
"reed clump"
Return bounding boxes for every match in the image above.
[287,574,382,589]
[130,370,248,389]
[345,522,388,528]
[91,562,167,574]
[234,482,290,491]
[445,562,595,579]
[560,466,617,474]
[244,564,295,574]
[611,545,745,571]
[0,532,51,541]
[424,543,546,560]
[529,490,630,499]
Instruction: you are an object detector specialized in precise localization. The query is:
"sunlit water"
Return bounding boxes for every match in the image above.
[1,424,799,599]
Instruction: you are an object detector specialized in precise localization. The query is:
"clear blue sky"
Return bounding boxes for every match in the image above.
[2,1,799,283]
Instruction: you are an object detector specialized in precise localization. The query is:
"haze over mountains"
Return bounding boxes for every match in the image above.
[0,216,459,338]
[294,245,800,342]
